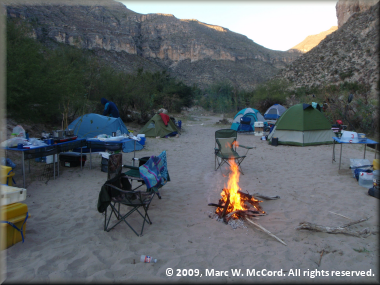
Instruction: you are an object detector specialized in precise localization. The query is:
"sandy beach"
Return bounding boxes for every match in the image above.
[2,112,379,283]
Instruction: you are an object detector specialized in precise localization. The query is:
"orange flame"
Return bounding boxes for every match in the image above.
[226,159,244,212]
[216,158,264,219]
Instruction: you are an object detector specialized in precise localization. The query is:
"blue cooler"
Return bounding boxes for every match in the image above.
[137,135,146,146]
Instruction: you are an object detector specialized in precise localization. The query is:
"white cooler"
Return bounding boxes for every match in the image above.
[1,185,27,206]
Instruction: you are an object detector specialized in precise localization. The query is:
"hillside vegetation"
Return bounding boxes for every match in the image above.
[6,19,194,127]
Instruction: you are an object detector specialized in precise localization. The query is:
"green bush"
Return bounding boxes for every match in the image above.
[6,19,196,125]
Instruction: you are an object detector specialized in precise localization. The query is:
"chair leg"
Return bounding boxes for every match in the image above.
[236,158,245,175]
[104,201,154,236]
[215,157,227,171]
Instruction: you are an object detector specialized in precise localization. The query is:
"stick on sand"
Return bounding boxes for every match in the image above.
[328,211,352,220]
[246,217,287,246]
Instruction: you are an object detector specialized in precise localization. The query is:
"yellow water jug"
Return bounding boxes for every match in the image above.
[373,159,379,170]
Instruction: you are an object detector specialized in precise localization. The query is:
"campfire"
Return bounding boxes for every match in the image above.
[209,158,287,246]
[210,159,266,223]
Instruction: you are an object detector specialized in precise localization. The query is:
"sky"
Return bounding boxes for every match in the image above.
[119,1,338,51]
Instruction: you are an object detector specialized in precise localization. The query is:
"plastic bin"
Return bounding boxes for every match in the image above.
[1,185,27,205]
[358,170,379,188]
[1,202,30,249]
[1,165,15,186]
[350,159,371,177]
[46,154,58,164]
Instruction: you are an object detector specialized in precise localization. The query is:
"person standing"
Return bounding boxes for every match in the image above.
[101,98,120,118]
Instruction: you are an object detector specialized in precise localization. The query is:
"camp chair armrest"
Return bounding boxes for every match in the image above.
[105,183,152,200]
[123,164,139,171]
[105,183,137,195]
[239,144,255,149]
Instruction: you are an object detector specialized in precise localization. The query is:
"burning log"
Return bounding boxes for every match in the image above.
[221,193,230,221]
[208,203,224,208]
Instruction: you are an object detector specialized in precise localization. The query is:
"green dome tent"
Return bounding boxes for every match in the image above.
[267,103,334,146]
[139,114,179,138]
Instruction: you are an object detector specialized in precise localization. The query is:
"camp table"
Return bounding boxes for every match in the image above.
[2,138,86,188]
[332,137,379,170]
[85,137,140,169]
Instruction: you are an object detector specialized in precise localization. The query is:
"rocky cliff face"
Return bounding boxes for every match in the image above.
[289,26,338,53]
[5,0,301,90]
[278,2,379,96]
[336,0,379,28]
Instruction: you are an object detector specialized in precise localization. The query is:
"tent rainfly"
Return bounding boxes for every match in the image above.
[264,104,287,120]
[68,113,130,138]
[267,103,334,146]
[67,113,143,152]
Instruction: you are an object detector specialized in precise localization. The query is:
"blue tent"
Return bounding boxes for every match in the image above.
[68,113,143,152]
[231,108,268,132]
[264,104,287,120]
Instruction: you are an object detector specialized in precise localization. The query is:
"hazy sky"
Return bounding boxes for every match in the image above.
[120,1,338,51]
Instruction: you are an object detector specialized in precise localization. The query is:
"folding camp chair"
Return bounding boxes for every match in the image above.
[214,129,254,175]
[238,117,253,132]
[98,152,169,236]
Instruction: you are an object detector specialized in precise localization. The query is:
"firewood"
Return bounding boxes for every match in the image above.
[328,211,352,220]
[341,217,369,228]
[208,203,224,208]
[237,190,252,198]
[318,250,324,267]
[246,217,287,246]
[220,193,230,219]
[296,217,371,238]
[225,210,260,218]
[252,193,280,200]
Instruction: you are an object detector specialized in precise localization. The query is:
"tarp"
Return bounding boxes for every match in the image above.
[264,104,287,120]
[267,103,334,146]
[139,114,179,138]
[67,113,143,152]
[231,108,267,132]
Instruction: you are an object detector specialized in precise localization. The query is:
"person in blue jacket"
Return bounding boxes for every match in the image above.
[101,98,120,118]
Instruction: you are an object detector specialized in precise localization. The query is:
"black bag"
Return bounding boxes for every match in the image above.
[368,187,379,199]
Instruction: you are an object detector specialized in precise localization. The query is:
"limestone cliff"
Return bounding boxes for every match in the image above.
[289,26,338,53]
[336,0,379,28]
[278,2,379,95]
[4,0,301,90]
